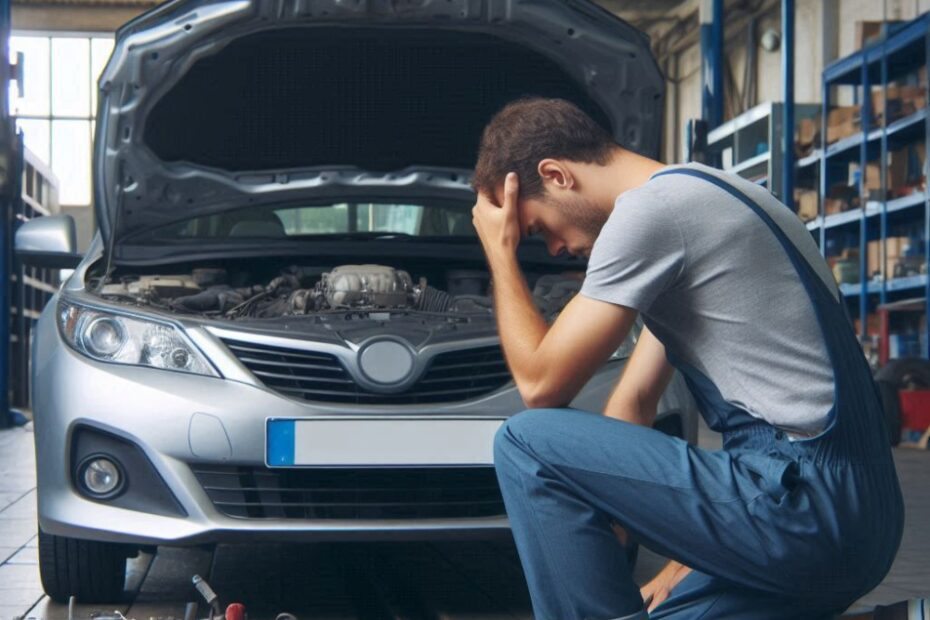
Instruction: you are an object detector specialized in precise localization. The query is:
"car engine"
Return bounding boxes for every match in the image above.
[98,264,584,321]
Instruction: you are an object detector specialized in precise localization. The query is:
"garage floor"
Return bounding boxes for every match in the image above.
[1,422,927,619]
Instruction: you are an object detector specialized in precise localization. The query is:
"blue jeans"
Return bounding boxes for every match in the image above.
[493,408,903,620]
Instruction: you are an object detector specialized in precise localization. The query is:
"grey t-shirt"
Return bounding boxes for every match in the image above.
[580,162,836,435]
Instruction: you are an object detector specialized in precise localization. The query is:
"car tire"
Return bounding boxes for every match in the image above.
[38,528,131,603]
[876,379,903,447]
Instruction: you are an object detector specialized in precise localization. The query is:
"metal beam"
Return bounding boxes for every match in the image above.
[821,0,839,67]
[700,0,724,129]
[782,0,795,205]
[0,0,11,429]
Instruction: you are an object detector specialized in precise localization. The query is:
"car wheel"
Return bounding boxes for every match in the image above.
[38,528,131,603]
[876,380,903,447]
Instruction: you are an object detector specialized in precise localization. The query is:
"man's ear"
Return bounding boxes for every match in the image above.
[537,159,574,192]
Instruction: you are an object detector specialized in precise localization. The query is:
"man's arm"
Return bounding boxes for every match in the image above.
[603,325,674,425]
[472,173,637,408]
[601,327,690,613]
[493,261,637,408]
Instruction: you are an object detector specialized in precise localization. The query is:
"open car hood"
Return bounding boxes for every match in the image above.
[96,0,664,245]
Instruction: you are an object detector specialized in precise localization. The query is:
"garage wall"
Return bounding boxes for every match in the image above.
[637,0,930,164]
[12,4,152,32]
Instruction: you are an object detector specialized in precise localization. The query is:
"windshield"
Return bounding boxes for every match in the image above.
[128,201,477,242]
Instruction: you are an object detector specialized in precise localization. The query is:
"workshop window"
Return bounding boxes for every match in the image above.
[9,33,114,206]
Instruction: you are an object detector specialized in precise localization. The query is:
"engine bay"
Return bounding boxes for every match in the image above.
[97,263,584,321]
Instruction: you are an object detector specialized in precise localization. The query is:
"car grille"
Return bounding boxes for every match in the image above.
[222,339,512,404]
[191,465,505,520]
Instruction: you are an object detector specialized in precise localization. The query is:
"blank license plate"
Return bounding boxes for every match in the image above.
[266,418,504,467]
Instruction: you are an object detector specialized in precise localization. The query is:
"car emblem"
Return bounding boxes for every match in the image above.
[358,339,415,385]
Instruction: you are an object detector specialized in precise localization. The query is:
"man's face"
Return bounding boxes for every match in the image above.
[494,184,608,259]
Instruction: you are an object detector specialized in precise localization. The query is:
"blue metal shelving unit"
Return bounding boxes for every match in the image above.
[803,12,930,358]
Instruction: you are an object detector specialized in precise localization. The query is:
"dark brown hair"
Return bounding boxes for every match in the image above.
[472,97,618,200]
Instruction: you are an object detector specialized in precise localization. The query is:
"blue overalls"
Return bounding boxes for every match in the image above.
[493,168,905,619]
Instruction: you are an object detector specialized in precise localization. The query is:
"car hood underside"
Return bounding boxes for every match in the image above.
[96,0,663,246]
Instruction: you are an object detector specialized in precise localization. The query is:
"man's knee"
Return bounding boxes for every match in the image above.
[493,408,574,467]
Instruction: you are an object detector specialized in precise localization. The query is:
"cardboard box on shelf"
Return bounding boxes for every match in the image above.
[795,189,818,221]
[856,21,905,50]
[870,90,898,125]
[860,148,910,198]
[863,162,880,193]
[824,197,846,215]
[868,239,882,278]
[828,106,859,126]
[824,183,859,214]
[886,236,910,276]
[827,106,861,144]
[901,85,927,112]
[871,85,927,125]
[796,117,819,153]
[886,236,907,254]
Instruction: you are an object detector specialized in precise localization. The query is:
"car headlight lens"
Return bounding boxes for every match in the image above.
[58,300,217,376]
[82,317,125,358]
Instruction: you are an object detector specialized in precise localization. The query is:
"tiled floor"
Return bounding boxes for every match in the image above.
[0,421,927,619]
[0,425,44,620]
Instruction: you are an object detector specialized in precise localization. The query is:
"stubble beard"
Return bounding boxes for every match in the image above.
[553,194,609,248]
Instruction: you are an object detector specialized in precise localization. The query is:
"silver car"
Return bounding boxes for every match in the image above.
[16,0,697,603]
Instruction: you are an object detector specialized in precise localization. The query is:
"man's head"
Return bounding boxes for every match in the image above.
[472,97,620,258]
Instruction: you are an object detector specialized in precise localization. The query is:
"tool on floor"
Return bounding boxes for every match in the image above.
[190,574,254,620]
[193,574,222,618]
[66,595,127,620]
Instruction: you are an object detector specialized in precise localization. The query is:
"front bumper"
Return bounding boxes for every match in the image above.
[31,298,627,546]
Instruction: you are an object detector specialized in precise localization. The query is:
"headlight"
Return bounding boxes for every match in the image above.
[57,300,217,376]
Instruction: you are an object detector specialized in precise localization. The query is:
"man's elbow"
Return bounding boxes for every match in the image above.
[519,381,569,410]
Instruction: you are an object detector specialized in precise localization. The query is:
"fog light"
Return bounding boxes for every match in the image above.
[79,456,123,498]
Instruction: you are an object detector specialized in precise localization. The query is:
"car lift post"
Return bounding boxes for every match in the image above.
[700,0,724,130]
[0,0,13,429]
[782,0,795,205]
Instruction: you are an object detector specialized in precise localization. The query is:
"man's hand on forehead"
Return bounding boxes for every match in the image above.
[493,181,530,239]
[472,172,523,259]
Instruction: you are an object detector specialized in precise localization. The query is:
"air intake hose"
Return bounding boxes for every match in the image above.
[417,286,453,313]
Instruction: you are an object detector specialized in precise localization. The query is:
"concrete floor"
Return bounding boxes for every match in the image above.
[0,420,927,619]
